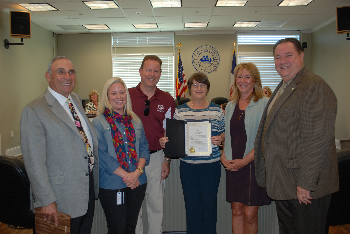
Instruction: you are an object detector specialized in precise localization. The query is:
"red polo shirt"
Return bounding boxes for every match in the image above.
[129,83,175,151]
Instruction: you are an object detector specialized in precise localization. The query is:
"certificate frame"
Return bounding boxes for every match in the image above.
[185,121,212,157]
[164,119,212,158]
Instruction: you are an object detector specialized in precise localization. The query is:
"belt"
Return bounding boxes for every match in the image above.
[149,149,162,154]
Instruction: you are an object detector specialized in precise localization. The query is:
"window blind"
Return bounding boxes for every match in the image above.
[112,54,175,96]
[237,52,281,91]
[237,32,300,45]
[112,32,174,47]
[112,33,175,97]
[237,32,301,91]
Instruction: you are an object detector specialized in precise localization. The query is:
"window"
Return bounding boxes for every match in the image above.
[238,33,300,45]
[237,52,280,91]
[112,33,175,97]
[112,54,174,95]
[237,32,300,91]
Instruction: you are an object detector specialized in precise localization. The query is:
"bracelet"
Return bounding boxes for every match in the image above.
[136,167,144,175]
[164,158,171,164]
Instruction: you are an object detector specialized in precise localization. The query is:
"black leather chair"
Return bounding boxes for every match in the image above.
[326,149,350,233]
[175,97,190,107]
[211,97,228,105]
[0,155,34,229]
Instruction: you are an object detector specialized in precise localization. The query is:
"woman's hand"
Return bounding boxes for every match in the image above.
[159,137,169,148]
[130,180,140,190]
[230,159,247,171]
[220,154,233,170]
[211,135,223,146]
[123,171,141,189]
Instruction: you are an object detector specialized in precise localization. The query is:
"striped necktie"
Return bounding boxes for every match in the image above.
[66,98,94,172]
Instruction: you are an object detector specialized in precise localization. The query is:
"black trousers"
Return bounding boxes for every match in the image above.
[99,183,147,234]
[70,170,96,234]
[275,194,331,234]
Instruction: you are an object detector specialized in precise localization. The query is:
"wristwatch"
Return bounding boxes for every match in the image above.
[164,158,171,164]
[136,167,144,175]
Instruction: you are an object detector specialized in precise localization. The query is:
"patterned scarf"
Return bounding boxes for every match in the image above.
[103,108,138,171]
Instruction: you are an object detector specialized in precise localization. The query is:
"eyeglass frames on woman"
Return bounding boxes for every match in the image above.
[144,100,150,116]
[192,83,207,88]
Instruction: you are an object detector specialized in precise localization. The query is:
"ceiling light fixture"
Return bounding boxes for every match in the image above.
[233,21,260,27]
[278,0,314,6]
[133,23,158,29]
[185,22,208,28]
[83,1,119,9]
[216,0,247,7]
[150,0,181,8]
[83,24,110,30]
[19,3,57,11]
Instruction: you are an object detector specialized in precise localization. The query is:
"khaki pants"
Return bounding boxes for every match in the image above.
[136,150,165,234]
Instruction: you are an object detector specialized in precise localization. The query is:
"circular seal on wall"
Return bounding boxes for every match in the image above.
[192,45,220,73]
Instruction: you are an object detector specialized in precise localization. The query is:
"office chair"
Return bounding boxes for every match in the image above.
[211,97,228,105]
[176,97,191,107]
[0,155,34,229]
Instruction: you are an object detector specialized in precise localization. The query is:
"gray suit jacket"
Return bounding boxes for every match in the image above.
[254,67,338,200]
[20,89,99,218]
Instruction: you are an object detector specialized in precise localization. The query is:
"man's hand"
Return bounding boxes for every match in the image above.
[42,202,59,226]
[297,186,312,205]
[159,137,169,148]
[161,160,170,180]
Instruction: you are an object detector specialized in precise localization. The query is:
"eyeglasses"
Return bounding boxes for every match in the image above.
[192,83,207,88]
[144,100,150,116]
[54,68,77,76]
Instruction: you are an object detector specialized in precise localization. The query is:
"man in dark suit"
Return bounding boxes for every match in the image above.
[255,38,338,234]
[20,56,99,234]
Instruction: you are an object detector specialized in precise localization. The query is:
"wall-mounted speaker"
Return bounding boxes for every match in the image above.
[337,6,350,34]
[10,11,31,38]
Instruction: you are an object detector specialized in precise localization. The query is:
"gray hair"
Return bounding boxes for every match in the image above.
[47,56,75,75]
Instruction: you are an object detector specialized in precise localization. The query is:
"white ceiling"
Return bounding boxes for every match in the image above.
[0,0,349,35]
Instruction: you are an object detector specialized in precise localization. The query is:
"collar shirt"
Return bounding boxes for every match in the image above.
[267,72,298,115]
[129,83,175,151]
[48,86,93,150]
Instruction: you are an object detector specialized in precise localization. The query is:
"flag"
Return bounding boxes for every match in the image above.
[229,49,237,100]
[176,50,187,98]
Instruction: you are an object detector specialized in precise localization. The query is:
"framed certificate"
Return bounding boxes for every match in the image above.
[185,121,212,157]
[164,119,212,158]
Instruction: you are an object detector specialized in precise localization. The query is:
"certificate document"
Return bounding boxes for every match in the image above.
[165,119,212,158]
[185,121,212,157]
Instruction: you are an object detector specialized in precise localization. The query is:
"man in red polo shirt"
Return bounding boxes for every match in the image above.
[129,55,175,234]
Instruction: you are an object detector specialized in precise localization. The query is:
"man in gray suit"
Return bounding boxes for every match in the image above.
[255,38,338,234]
[20,56,99,234]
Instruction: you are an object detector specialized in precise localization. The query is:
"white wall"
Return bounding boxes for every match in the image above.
[0,10,55,152]
[312,21,350,139]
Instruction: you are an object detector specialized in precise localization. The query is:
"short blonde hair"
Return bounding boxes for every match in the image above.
[230,63,263,103]
[88,90,99,102]
[99,77,139,122]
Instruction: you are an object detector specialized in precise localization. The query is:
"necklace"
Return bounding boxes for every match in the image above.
[238,109,245,120]
[237,100,247,121]
[190,101,207,109]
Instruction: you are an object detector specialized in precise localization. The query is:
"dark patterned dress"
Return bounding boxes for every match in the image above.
[226,103,271,206]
